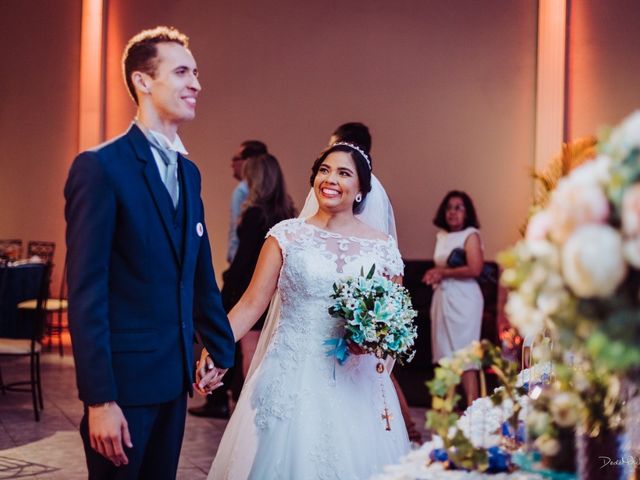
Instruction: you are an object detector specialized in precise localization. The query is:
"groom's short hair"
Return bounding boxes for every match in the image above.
[332,122,372,154]
[122,26,190,104]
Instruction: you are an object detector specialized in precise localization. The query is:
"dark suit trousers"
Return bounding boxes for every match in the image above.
[80,394,187,480]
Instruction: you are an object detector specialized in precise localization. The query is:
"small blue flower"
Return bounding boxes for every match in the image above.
[429,448,449,463]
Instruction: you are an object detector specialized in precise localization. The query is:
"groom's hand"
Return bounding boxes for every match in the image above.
[194,350,226,395]
[88,402,133,467]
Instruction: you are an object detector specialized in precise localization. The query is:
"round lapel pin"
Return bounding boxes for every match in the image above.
[196,222,204,237]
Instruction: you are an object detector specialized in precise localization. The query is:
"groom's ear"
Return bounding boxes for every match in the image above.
[131,71,151,95]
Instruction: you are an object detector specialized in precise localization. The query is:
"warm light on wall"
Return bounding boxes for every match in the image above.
[534,0,568,172]
[78,0,105,152]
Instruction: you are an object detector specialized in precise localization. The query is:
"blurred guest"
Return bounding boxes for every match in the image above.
[222,153,296,375]
[423,190,484,406]
[189,141,268,419]
[227,141,268,263]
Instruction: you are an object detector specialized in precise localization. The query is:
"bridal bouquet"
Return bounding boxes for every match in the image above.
[325,264,418,365]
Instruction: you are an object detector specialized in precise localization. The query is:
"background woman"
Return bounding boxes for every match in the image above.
[221,153,296,376]
[422,190,484,406]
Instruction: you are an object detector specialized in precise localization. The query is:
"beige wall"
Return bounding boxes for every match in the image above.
[104,0,538,272]
[3,0,640,286]
[567,0,640,140]
[0,0,81,288]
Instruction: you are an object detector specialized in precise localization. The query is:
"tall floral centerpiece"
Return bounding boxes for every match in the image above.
[499,111,640,478]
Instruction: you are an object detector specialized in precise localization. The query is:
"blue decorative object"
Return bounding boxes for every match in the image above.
[501,420,526,444]
[429,448,449,463]
[487,446,511,473]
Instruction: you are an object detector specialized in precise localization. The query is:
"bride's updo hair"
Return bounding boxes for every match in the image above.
[310,143,372,214]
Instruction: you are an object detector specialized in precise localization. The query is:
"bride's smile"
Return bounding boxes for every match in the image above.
[313,151,361,212]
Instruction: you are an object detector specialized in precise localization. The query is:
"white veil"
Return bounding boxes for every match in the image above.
[245,173,398,381]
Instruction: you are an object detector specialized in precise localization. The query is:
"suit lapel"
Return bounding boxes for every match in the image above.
[127,124,181,265]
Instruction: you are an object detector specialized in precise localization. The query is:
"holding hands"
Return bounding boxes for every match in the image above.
[194,349,228,396]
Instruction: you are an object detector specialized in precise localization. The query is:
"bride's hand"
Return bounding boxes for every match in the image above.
[347,342,367,355]
[194,349,226,396]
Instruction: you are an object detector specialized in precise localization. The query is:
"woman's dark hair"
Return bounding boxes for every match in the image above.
[243,153,296,226]
[433,190,481,231]
[309,144,372,214]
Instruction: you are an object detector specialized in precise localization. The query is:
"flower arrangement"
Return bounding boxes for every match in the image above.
[425,340,525,473]
[500,110,640,375]
[498,112,640,477]
[325,264,418,364]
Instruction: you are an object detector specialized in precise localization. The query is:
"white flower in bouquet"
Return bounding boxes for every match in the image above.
[326,264,418,364]
[561,224,627,298]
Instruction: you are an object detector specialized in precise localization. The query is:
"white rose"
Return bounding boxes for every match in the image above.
[526,210,553,241]
[622,183,640,236]
[536,288,568,316]
[562,224,627,298]
[568,154,612,187]
[548,179,610,243]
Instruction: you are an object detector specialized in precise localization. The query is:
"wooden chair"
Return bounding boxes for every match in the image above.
[0,262,51,421]
[0,239,23,261]
[26,241,55,264]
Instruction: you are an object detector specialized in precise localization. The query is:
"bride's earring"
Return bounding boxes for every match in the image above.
[355,193,362,203]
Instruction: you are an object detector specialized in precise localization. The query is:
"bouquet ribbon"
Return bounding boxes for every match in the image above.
[324,338,350,380]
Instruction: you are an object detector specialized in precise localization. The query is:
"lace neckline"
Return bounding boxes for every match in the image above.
[302,219,391,244]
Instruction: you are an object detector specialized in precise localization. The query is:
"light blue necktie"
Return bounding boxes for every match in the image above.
[147,134,179,208]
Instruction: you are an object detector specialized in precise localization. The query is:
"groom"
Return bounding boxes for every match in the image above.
[65,26,235,479]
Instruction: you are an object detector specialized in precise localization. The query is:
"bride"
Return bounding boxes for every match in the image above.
[201,142,410,479]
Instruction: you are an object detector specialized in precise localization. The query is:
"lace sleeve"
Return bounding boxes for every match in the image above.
[265,218,302,256]
[380,236,404,277]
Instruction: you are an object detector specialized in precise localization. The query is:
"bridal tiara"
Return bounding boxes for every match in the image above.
[330,142,372,170]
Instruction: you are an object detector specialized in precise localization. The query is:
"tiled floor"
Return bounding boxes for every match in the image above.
[0,348,428,479]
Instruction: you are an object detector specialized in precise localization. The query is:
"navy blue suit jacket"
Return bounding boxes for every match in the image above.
[64,124,235,406]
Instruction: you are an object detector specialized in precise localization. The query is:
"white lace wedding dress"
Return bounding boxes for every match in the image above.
[208,218,410,480]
